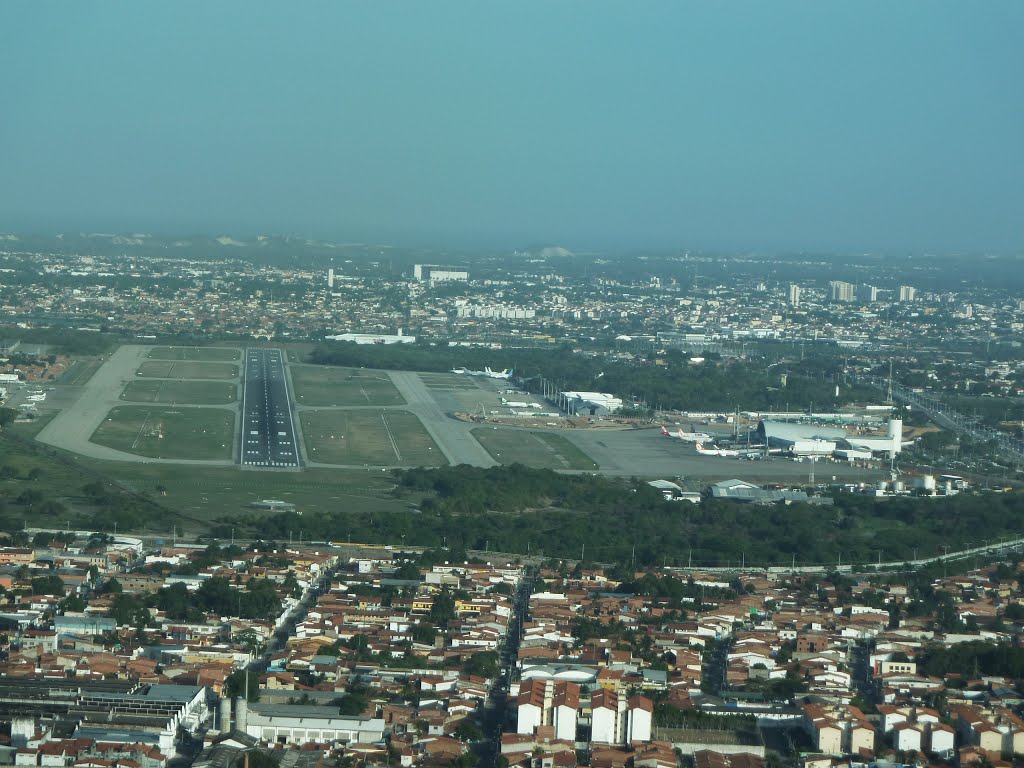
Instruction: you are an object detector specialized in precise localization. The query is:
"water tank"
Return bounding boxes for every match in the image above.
[921,475,936,491]
[876,481,888,492]
[235,696,248,733]
[219,697,232,731]
[894,481,905,492]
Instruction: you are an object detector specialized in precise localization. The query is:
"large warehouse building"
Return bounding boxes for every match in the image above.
[756,418,906,457]
[557,391,624,417]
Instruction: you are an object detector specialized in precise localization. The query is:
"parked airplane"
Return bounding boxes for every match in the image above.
[660,426,713,443]
[694,442,743,457]
[452,366,513,379]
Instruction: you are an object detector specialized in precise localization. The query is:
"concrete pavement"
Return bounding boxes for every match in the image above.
[36,345,237,465]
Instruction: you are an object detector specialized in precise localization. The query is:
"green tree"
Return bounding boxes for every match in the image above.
[108,593,148,626]
[224,669,260,701]
[337,692,368,716]
[463,651,499,678]
[31,574,65,595]
[17,489,44,506]
[411,622,437,645]
[453,719,483,742]
[429,587,456,627]
[394,561,421,580]
[0,407,16,429]
[60,594,86,612]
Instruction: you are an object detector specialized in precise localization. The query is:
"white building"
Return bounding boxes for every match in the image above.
[857,283,879,303]
[325,329,416,345]
[893,722,923,752]
[516,680,579,740]
[788,284,801,307]
[559,391,623,417]
[590,690,653,745]
[553,687,578,742]
[829,281,855,302]
[413,264,469,287]
[238,702,384,745]
[591,691,620,745]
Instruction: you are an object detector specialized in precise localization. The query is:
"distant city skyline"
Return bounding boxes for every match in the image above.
[1,2,1021,253]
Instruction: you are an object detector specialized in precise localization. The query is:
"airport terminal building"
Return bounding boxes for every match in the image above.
[755,418,905,457]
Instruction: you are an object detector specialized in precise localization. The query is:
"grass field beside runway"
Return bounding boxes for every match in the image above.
[290,366,405,406]
[472,427,599,470]
[93,462,409,528]
[90,406,235,460]
[136,360,239,380]
[120,379,237,405]
[147,346,241,361]
[300,409,445,466]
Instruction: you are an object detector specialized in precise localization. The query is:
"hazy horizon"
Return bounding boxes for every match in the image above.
[2,2,1021,254]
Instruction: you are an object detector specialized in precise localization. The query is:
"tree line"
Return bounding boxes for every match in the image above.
[239,464,1024,568]
[309,342,875,412]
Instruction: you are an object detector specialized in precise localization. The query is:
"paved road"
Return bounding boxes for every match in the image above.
[36,345,237,465]
[240,349,300,468]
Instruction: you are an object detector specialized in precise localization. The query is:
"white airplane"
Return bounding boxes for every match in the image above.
[452,366,513,379]
[660,426,713,443]
[483,367,513,379]
[694,442,743,457]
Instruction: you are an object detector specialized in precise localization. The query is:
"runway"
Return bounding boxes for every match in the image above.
[31,347,889,484]
[240,348,301,468]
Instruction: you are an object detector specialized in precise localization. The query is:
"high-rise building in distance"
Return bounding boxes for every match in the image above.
[413,264,469,287]
[788,284,801,307]
[829,280,855,302]
[899,285,916,302]
[857,283,879,303]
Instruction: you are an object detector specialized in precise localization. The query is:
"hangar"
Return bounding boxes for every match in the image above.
[755,418,906,457]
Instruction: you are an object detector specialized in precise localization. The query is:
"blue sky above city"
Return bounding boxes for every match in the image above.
[1,2,1021,252]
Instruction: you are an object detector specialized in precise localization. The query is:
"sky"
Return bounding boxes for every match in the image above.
[1,2,1021,253]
